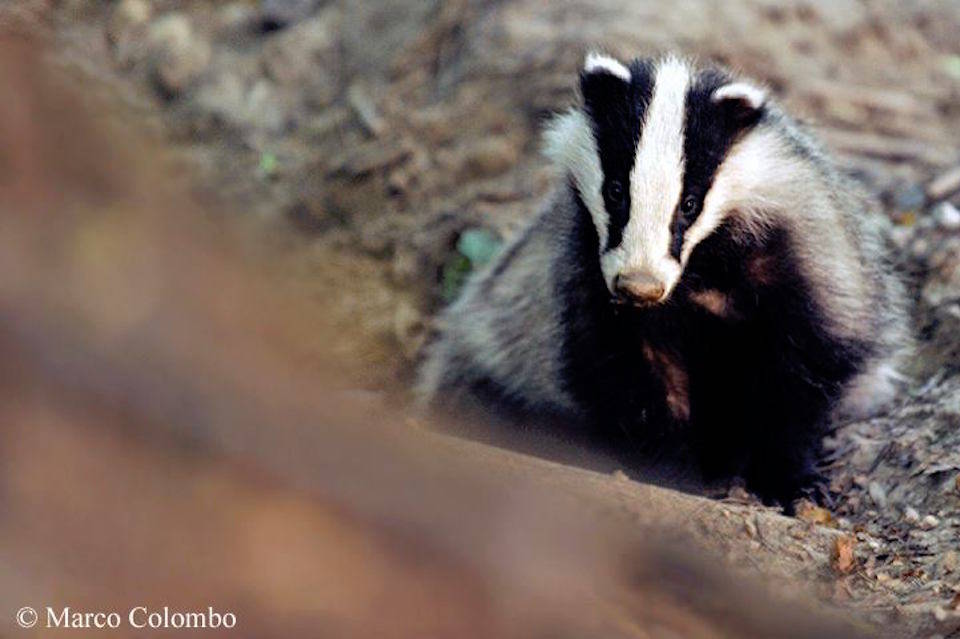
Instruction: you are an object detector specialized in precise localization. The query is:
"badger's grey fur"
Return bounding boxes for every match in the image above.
[417,54,910,508]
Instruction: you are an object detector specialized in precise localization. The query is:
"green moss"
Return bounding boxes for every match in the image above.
[258,152,279,179]
[440,228,503,302]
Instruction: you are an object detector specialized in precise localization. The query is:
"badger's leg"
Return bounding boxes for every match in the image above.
[738,361,839,513]
[727,235,865,512]
[742,425,827,513]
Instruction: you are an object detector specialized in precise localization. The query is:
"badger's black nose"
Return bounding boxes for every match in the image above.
[614,271,666,305]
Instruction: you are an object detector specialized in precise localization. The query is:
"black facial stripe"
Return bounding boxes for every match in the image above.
[672,69,764,260]
[580,59,654,251]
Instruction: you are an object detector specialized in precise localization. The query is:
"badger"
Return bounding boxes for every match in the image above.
[417,53,909,509]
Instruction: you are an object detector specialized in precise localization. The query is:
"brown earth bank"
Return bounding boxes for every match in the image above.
[2,0,960,636]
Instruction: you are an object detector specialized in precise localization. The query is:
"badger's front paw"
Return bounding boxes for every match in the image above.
[746,459,830,516]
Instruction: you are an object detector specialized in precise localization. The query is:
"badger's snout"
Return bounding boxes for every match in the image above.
[614,271,667,305]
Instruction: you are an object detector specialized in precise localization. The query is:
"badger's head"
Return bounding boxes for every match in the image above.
[545,53,771,306]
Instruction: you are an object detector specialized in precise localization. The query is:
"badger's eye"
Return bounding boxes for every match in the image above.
[605,180,624,204]
[680,195,698,215]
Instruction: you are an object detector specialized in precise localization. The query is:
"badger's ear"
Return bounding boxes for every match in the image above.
[580,52,631,115]
[582,52,632,82]
[711,82,766,125]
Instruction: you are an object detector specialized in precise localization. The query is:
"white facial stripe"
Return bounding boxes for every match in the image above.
[681,81,771,262]
[614,57,690,290]
[584,52,631,82]
[681,124,874,340]
[680,128,789,265]
[542,110,608,250]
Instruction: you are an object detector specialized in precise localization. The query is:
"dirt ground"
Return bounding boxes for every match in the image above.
[7,0,960,636]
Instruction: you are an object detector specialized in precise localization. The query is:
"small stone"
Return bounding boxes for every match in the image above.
[910,237,931,260]
[894,183,926,212]
[148,13,211,96]
[889,225,914,249]
[921,514,940,529]
[868,481,888,509]
[107,0,152,65]
[927,165,960,200]
[194,70,244,122]
[934,201,960,231]
[942,550,958,573]
[359,223,394,257]
[346,83,385,137]
[246,79,287,131]
[612,469,629,481]
[108,0,151,43]
[393,299,426,360]
[217,2,259,35]
[195,72,288,134]
[904,506,920,523]
[462,137,521,178]
[390,247,420,286]
[262,10,339,108]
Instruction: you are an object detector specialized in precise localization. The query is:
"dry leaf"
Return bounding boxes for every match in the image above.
[796,500,833,526]
[832,536,857,574]
[897,210,917,227]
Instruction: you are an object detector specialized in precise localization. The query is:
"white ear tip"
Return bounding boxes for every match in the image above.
[712,82,766,110]
[584,52,631,82]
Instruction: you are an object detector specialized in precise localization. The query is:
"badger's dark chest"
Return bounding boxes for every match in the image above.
[556,219,868,492]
